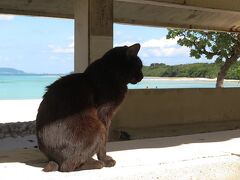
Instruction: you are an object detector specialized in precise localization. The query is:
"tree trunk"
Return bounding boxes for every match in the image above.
[216,70,225,88]
[216,58,238,88]
[216,43,240,88]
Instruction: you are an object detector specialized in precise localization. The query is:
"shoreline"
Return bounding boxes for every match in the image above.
[0,77,240,123]
[144,77,240,82]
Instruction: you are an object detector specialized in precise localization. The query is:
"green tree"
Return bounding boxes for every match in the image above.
[166,29,240,88]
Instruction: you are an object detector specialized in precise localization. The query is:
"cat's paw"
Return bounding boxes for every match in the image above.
[43,161,59,172]
[78,158,104,170]
[102,155,116,167]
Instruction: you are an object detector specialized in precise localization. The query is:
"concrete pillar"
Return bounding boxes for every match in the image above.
[74,0,113,73]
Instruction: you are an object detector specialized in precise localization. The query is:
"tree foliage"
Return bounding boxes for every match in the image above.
[143,62,240,80]
[167,29,238,62]
[166,29,240,87]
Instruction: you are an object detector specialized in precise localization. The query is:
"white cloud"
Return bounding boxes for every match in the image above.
[0,55,9,63]
[113,37,189,59]
[48,41,74,54]
[0,14,15,20]
[140,37,189,58]
[114,41,135,47]
[48,35,188,61]
[141,46,189,58]
[142,37,178,48]
[114,30,122,36]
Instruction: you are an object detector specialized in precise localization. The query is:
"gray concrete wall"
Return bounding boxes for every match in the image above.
[110,88,240,140]
[2,0,240,32]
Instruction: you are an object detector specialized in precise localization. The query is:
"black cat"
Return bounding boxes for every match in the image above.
[36,43,143,172]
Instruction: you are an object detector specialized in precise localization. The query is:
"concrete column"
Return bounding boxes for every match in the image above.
[74,0,113,73]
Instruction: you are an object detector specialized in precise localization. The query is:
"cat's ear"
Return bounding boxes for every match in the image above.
[127,43,141,57]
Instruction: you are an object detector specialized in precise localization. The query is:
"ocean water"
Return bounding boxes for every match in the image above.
[0,75,60,100]
[128,78,240,89]
[0,75,240,100]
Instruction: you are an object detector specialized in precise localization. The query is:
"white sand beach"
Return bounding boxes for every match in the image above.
[144,76,240,82]
[0,99,42,123]
[0,77,239,124]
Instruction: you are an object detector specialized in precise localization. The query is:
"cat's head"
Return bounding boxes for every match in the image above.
[103,43,143,85]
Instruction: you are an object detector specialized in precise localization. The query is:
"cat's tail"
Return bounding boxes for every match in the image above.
[43,161,59,172]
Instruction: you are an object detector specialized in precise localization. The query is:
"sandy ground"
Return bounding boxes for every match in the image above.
[0,99,42,123]
[1,130,240,179]
[1,95,240,179]
[144,76,240,82]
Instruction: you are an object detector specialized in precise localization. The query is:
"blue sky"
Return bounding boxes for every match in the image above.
[0,14,212,74]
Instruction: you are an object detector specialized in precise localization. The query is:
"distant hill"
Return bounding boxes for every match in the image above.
[0,68,26,75]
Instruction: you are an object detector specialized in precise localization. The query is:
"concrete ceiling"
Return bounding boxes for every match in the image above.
[1,0,240,32]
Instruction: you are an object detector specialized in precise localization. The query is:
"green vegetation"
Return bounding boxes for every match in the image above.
[166,29,240,87]
[143,62,240,80]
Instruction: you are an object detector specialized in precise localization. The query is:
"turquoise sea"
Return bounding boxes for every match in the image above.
[0,75,240,100]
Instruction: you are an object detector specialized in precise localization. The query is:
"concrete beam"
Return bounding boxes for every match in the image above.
[114,1,240,32]
[1,1,240,32]
[117,0,240,14]
[1,0,240,32]
[74,0,113,73]
[0,0,73,19]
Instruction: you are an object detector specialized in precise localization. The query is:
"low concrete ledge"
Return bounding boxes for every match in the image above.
[110,120,240,140]
[1,130,240,179]
[110,88,240,140]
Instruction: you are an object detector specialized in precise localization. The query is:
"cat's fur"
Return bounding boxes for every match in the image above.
[36,44,143,172]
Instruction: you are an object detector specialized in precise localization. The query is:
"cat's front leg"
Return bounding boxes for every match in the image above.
[97,118,116,167]
[97,105,116,167]
[97,142,116,167]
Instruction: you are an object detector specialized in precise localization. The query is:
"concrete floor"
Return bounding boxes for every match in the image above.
[1,130,240,180]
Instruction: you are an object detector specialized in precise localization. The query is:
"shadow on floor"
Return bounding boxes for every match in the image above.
[0,148,47,168]
[107,129,240,152]
[1,129,240,169]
